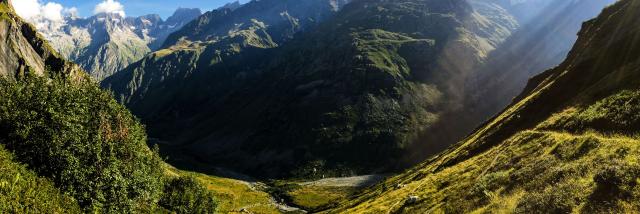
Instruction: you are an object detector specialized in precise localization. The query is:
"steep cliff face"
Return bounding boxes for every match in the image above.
[104,0,518,178]
[330,0,640,212]
[28,8,201,80]
[0,1,83,80]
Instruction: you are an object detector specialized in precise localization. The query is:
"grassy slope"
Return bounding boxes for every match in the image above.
[328,0,640,213]
[0,146,81,213]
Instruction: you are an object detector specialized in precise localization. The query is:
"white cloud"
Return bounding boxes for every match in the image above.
[10,0,74,31]
[11,0,41,19]
[94,0,126,17]
[41,2,64,21]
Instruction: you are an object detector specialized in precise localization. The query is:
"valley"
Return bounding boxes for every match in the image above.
[3,0,640,213]
[102,0,520,179]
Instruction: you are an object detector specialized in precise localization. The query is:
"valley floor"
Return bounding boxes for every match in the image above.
[169,166,385,213]
[153,138,387,213]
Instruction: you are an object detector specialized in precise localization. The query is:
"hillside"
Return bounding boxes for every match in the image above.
[0,1,215,212]
[328,0,640,212]
[30,7,201,80]
[464,0,616,129]
[409,0,616,165]
[103,0,519,178]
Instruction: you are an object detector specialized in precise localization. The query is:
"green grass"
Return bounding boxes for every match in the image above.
[0,145,81,213]
[328,87,640,212]
[288,185,357,211]
[166,167,280,214]
[0,3,9,13]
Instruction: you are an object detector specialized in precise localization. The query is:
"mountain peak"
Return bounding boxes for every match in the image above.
[165,7,201,26]
[173,7,202,15]
[218,0,242,11]
[23,3,202,80]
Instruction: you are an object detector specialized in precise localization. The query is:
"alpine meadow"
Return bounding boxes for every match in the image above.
[2,0,640,213]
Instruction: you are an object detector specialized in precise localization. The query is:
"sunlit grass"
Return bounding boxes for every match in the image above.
[329,88,640,213]
[288,185,357,211]
[166,167,280,214]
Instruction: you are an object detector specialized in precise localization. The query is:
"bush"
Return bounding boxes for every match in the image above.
[0,76,164,212]
[585,163,640,211]
[540,90,640,133]
[0,145,81,213]
[159,176,217,213]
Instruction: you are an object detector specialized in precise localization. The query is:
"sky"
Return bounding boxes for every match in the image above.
[12,0,248,20]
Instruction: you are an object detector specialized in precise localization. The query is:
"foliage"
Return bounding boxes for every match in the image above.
[0,76,164,212]
[0,145,81,213]
[159,176,217,214]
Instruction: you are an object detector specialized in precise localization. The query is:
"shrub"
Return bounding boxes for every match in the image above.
[541,90,640,133]
[0,76,164,212]
[515,182,583,214]
[585,163,640,211]
[159,176,217,213]
[0,145,81,213]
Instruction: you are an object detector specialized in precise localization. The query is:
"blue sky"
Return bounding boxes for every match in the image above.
[55,0,246,19]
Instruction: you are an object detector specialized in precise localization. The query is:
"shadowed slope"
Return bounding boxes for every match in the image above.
[329,0,640,212]
[104,0,518,178]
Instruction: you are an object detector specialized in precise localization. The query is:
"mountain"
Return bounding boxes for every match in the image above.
[0,1,214,212]
[0,2,83,80]
[329,0,640,212]
[160,0,350,48]
[464,0,616,130]
[403,0,616,167]
[218,0,243,11]
[35,8,201,80]
[103,0,518,178]
[150,8,203,49]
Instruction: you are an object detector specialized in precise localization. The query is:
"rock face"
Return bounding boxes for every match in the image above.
[32,8,201,80]
[148,8,203,50]
[0,1,83,80]
[331,0,640,212]
[103,0,518,178]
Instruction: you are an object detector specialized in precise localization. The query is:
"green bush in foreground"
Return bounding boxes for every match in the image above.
[0,145,81,213]
[0,76,164,212]
[159,176,217,213]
